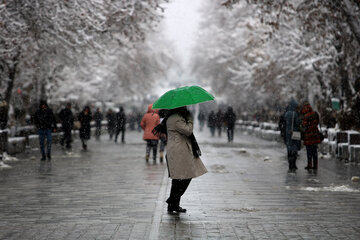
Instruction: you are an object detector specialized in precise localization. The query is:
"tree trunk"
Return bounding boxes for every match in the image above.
[0,54,19,130]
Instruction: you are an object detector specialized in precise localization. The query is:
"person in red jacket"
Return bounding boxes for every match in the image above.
[301,103,322,170]
[141,104,160,162]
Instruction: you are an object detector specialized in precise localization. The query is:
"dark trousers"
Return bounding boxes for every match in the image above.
[115,128,125,143]
[166,179,192,207]
[60,127,72,148]
[306,145,318,169]
[227,126,234,142]
[209,127,215,136]
[287,150,297,170]
[39,129,52,158]
[146,139,158,160]
[95,124,101,139]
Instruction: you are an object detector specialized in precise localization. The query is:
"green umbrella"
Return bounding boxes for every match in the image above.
[152,85,215,109]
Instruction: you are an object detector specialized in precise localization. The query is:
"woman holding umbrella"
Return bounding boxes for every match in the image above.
[153,86,212,213]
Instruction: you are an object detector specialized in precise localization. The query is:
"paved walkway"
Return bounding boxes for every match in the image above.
[1,128,360,239]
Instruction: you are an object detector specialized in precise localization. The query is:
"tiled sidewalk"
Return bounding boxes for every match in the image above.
[1,129,360,239]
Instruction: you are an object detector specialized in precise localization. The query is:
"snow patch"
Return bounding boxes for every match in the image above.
[0,161,12,170]
[300,185,359,193]
[2,152,19,162]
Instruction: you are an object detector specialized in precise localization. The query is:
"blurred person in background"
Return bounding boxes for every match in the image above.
[33,100,57,161]
[58,102,74,150]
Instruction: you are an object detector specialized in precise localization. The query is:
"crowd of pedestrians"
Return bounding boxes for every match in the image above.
[204,107,237,142]
[31,100,238,162]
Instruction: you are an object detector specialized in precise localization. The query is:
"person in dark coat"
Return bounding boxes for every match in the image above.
[283,99,301,172]
[58,102,74,150]
[78,106,92,150]
[216,109,224,137]
[197,111,206,132]
[106,109,116,140]
[208,111,216,136]
[224,106,236,142]
[93,108,103,140]
[301,103,322,170]
[114,106,126,143]
[33,100,57,161]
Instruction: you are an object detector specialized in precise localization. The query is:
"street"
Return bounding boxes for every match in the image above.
[1,128,360,239]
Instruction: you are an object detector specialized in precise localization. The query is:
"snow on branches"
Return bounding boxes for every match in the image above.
[191,0,360,127]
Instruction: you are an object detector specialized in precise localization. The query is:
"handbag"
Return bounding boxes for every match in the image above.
[291,112,301,141]
[73,121,81,130]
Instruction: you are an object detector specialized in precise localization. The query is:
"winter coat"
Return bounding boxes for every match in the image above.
[115,110,126,130]
[166,113,208,179]
[106,112,116,130]
[224,107,236,128]
[216,110,224,128]
[301,104,321,145]
[34,108,57,130]
[284,99,301,152]
[208,112,216,128]
[140,104,160,140]
[78,111,92,140]
[93,112,103,127]
[58,108,74,130]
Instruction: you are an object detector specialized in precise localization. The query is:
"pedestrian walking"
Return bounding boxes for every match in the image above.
[58,102,74,150]
[93,108,103,140]
[140,104,160,162]
[78,106,92,150]
[224,106,236,142]
[197,111,206,132]
[283,99,301,172]
[154,106,207,213]
[114,106,126,143]
[301,103,322,170]
[33,100,57,161]
[216,109,224,137]
[106,109,116,140]
[208,110,216,136]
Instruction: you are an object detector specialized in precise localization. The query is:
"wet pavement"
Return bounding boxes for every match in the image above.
[1,128,360,239]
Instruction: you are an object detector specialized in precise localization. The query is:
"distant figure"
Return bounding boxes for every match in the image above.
[197,111,206,132]
[58,102,74,150]
[106,109,116,140]
[216,109,224,137]
[78,106,92,150]
[114,106,126,143]
[93,108,103,140]
[208,111,216,136]
[140,104,160,162]
[301,103,321,170]
[224,107,236,142]
[284,99,301,172]
[33,100,57,161]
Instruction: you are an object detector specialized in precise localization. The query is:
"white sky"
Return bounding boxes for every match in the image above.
[162,0,204,67]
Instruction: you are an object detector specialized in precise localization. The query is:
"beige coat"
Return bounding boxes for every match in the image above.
[166,113,208,179]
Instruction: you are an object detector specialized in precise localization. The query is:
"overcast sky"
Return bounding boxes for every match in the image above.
[162,0,204,67]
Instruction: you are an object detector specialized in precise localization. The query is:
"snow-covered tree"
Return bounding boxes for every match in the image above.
[0,0,168,128]
[192,0,360,128]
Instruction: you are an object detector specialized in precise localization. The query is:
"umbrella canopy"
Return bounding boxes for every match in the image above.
[152,86,215,110]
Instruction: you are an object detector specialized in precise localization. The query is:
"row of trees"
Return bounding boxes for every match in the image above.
[0,0,176,129]
[192,0,360,129]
